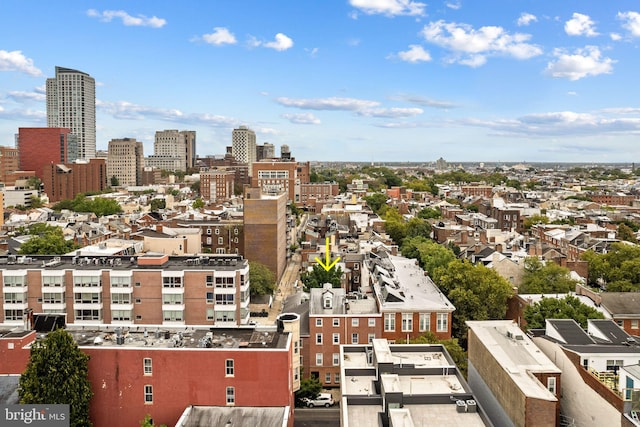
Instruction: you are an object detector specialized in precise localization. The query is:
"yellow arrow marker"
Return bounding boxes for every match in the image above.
[315,237,341,271]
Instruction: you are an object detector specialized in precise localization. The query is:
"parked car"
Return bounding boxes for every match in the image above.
[303,393,335,408]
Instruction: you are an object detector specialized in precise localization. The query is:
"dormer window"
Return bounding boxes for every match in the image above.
[323,292,333,309]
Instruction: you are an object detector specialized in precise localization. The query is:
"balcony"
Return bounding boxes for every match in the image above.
[161,303,185,311]
[73,285,102,294]
[110,303,134,311]
[110,286,133,294]
[3,285,28,293]
[3,301,28,310]
[73,302,103,310]
[41,302,66,311]
[161,287,185,295]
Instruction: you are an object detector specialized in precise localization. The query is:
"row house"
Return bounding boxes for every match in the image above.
[0,253,251,327]
[169,216,244,255]
[478,202,522,233]
[307,283,382,389]
[368,252,455,342]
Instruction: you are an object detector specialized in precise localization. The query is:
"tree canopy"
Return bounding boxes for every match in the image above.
[519,257,580,294]
[19,328,93,427]
[18,225,79,255]
[249,261,276,296]
[581,243,640,291]
[300,264,343,290]
[52,194,122,217]
[524,295,605,330]
[363,193,387,215]
[295,376,322,407]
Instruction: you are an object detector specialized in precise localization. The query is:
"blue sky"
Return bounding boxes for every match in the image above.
[1,1,640,163]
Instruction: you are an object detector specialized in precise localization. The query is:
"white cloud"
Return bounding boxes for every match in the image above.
[356,107,423,118]
[275,96,379,111]
[446,1,461,10]
[201,27,237,46]
[618,11,640,37]
[546,46,614,80]
[517,13,537,27]
[0,50,43,76]
[564,13,598,37]
[396,45,431,63]
[610,33,622,41]
[7,90,46,102]
[96,100,239,127]
[87,9,166,28]
[282,113,321,124]
[349,0,426,17]
[0,107,46,122]
[264,33,294,51]
[567,91,578,96]
[390,94,458,109]
[305,47,319,57]
[420,20,542,66]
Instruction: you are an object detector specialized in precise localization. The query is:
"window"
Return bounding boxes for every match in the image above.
[215,228,220,235]
[384,313,395,332]
[316,333,323,345]
[419,313,431,332]
[206,275,214,287]
[333,353,340,366]
[333,333,340,345]
[163,310,183,322]
[143,358,152,375]
[334,373,341,383]
[333,318,340,327]
[162,277,183,288]
[206,308,214,321]
[110,276,131,288]
[616,320,623,327]
[368,333,375,343]
[606,360,624,372]
[632,320,639,329]
[436,313,448,332]
[368,318,376,327]
[547,377,556,394]
[215,294,234,305]
[206,292,214,303]
[112,310,131,321]
[162,294,183,305]
[316,318,323,327]
[111,293,131,304]
[4,309,24,321]
[226,386,235,405]
[354,263,360,270]
[351,333,358,344]
[352,318,359,327]
[325,373,332,383]
[401,313,413,332]
[144,385,153,403]
[315,353,323,366]
[226,359,234,376]
[218,237,224,245]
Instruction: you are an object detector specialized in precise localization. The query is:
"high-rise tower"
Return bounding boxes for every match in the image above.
[46,66,96,160]
[231,126,257,170]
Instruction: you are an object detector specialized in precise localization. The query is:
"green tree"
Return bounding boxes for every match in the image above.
[524,295,605,329]
[295,376,322,407]
[110,175,119,187]
[300,264,343,290]
[617,223,637,243]
[18,226,79,255]
[140,414,167,427]
[581,243,640,291]
[27,176,42,190]
[19,328,93,427]
[249,261,276,296]
[417,207,441,220]
[190,180,201,196]
[364,192,388,215]
[192,198,205,209]
[434,260,513,346]
[404,331,468,378]
[523,214,549,230]
[405,217,431,240]
[519,257,580,294]
[383,208,407,245]
[150,198,166,211]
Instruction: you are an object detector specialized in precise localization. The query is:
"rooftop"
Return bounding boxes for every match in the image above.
[467,320,560,401]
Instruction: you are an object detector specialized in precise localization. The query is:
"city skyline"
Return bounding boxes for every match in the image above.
[1,1,640,163]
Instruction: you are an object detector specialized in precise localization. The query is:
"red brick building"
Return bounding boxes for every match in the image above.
[17,127,75,180]
[200,169,236,202]
[42,159,108,202]
[1,326,294,427]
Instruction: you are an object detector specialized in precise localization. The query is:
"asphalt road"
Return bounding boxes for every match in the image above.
[294,408,340,427]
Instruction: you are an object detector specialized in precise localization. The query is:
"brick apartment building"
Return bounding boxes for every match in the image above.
[42,159,108,202]
[251,160,310,204]
[0,254,252,327]
[1,326,295,427]
[17,127,77,180]
[243,188,288,281]
[307,283,382,388]
[200,169,236,202]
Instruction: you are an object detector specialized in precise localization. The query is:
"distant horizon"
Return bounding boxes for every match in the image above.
[2,1,640,163]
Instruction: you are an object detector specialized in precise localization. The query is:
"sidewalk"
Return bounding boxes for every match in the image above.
[266,252,302,323]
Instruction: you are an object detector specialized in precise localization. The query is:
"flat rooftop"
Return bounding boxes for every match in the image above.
[0,254,247,272]
[62,326,288,350]
[467,320,560,401]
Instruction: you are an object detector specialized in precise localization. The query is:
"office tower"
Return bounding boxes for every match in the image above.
[106,138,144,187]
[146,129,196,172]
[42,159,107,203]
[17,127,77,180]
[46,66,96,160]
[243,187,287,281]
[231,126,257,167]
